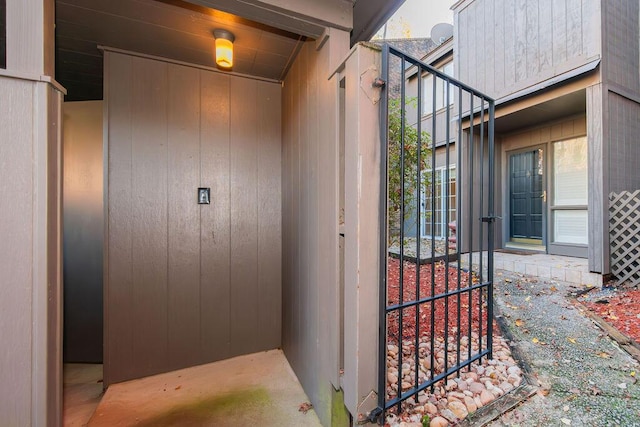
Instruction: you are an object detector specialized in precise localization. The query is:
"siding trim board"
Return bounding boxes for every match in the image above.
[99,46,282,84]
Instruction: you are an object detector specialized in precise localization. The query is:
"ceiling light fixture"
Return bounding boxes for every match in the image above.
[213,29,235,70]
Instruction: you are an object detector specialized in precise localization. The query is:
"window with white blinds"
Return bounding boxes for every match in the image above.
[552,137,588,245]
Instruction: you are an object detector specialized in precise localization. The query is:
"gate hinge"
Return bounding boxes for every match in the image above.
[481,215,502,223]
[365,407,383,424]
[372,77,386,88]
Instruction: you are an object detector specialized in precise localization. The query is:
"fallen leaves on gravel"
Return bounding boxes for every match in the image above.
[590,386,602,395]
[582,288,640,346]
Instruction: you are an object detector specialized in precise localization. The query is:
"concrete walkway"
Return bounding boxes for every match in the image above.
[462,251,602,287]
[88,350,321,427]
[489,269,640,426]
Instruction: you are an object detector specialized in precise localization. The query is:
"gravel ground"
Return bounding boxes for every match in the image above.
[385,334,523,427]
[489,270,640,426]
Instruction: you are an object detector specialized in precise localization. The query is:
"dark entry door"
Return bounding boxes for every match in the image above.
[510,150,543,242]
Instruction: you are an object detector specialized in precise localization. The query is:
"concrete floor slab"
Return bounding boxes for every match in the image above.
[88,349,322,427]
[64,364,104,426]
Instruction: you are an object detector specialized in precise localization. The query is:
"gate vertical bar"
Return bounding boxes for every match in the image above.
[487,100,496,358]
[377,43,390,418]
[443,80,451,378]
[429,73,437,392]
[456,86,463,375]
[414,63,423,402]
[478,97,485,354]
[467,94,474,365]
[397,54,407,416]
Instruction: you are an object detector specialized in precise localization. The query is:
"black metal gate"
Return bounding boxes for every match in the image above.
[372,44,496,422]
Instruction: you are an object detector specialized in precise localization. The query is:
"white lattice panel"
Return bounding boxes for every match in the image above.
[609,190,640,287]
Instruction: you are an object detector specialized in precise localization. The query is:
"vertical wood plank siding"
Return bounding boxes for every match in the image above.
[607,93,640,195]
[0,77,63,426]
[457,0,600,100]
[200,71,231,361]
[603,1,640,92]
[281,30,349,425]
[105,52,282,385]
[586,84,605,273]
[0,77,35,426]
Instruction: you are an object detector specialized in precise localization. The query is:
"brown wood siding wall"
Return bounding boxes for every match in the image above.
[607,93,640,193]
[281,31,349,425]
[603,1,640,93]
[104,51,282,385]
[456,0,601,100]
[600,0,640,195]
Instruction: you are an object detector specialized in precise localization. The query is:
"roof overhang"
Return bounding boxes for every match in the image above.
[495,57,600,107]
[460,58,600,131]
[351,0,406,45]
[185,0,406,45]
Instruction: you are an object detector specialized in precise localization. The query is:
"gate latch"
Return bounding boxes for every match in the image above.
[481,215,502,223]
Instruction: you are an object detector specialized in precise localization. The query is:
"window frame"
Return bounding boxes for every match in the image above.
[420,164,457,239]
[421,60,454,116]
[549,136,589,254]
